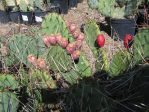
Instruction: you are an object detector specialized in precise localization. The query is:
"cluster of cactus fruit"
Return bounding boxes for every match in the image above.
[42,31,83,61]
[1,13,91,86]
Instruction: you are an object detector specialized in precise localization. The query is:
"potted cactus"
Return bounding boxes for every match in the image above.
[0,0,10,23]
[88,0,143,40]
[18,0,35,24]
[6,0,22,23]
[33,0,49,23]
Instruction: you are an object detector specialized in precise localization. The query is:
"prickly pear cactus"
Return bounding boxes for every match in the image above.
[88,0,143,18]
[84,20,100,57]
[5,34,46,67]
[42,13,74,72]
[46,46,72,72]
[84,20,133,77]
[42,13,74,42]
[61,53,92,85]
[0,74,18,90]
[98,48,109,72]
[108,50,131,77]
[41,13,92,84]
[87,0,125,18]
[0,92,19,112]
[30,69,57,89]
[0,74,19,112]
[87,0,99,9]
[133,28,149,65]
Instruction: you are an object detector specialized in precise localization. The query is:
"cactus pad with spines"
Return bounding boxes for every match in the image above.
[0,92,19,112]
[0,74,18,90]
[108,50,131,77]
[98,48,109,72]
[41,13,92,84]
[42,13,74,42]
[133,28,149,64]
[5,34,46,67]
[30,69,57,89]
[0,74,19,112]
[84,20,100,57]
[46,46,72,73]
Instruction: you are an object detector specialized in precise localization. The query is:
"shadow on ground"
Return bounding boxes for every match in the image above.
[17,65,149,112]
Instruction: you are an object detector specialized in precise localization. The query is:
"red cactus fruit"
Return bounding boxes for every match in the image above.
[96,34,105,47]
[72,30,79,39]
[48,34,57,45]
[66,42,76,54]
[55,33,62,44]
[124,34,133,49]
[27,54,37,66]
[43,36,50,47]
[69,23,76,33]
[71,50,81,60]
[59,38,69,48]
[77,33,84,41]
[37,58,46,69]
[75,40,82,49]
[65,20,70,28]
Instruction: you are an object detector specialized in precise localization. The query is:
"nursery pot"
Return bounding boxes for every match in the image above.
[68,0,78,8]
[21,12,35,24]
[34,11,47,23]
[111,18,136,40]
[9,11,22,23]
[0,11,10,23]
[50,0,68,14]
[48,4,61,14]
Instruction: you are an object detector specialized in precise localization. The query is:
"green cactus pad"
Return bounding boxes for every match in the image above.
[87,0,99,9]
[84,20,100,57]
[42,13,74,42]
[133,28,149,64]
[0,92,19,112]
[31,69,57,89]
[5,34,46,67]
[87,0,142,18]
[108,50,131,77]
[98,48,109,72]
[63,53,92,85]
[0,74,18,90]
[62,70,80,85]
[46,46,72,73]
[75,53,92,77]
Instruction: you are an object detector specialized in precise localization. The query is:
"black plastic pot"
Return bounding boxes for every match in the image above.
[68,0,78,8]
[111,18,136,40]
[0,11,10,23]
[9,11,22,23]
[21,12,35,24]
[34,11,47,23]
[48,4,61,14]
[50,0,68,14]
